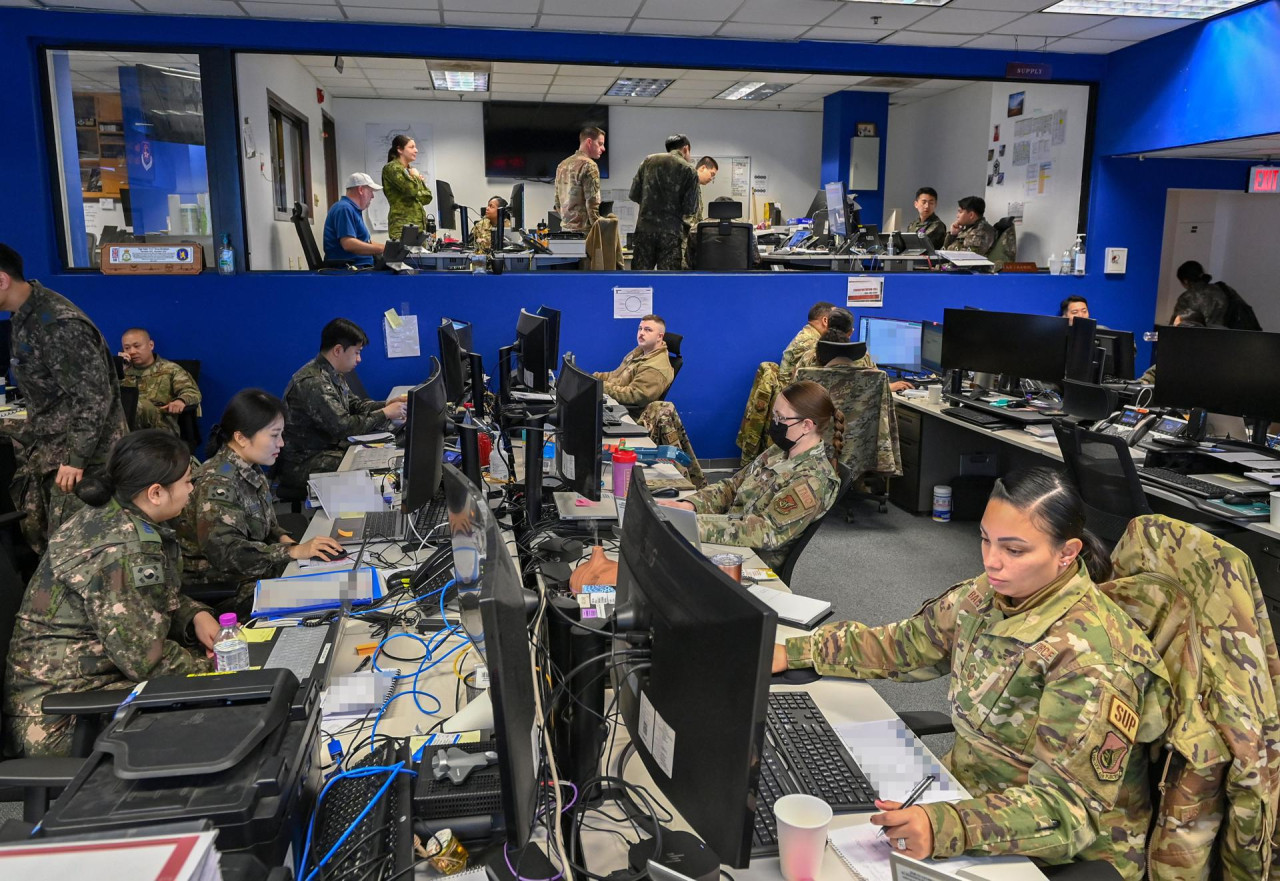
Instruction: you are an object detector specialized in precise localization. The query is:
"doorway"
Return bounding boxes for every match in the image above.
[322,112,338,209]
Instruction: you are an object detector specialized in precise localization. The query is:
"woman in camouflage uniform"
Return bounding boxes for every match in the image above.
[3,430,219,757]
[776,468,1172,880]
[381,135,433,242]
[180,390,343,614]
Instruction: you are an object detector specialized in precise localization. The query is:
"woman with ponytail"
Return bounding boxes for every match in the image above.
[657,380,841,569]
[180,390,343,614]
[4,430,219,757]
[775,467,1171,880]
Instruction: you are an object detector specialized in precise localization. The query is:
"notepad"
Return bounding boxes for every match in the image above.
[748,584,831,628]
[826,824,1022,881]
[322,669,399,721]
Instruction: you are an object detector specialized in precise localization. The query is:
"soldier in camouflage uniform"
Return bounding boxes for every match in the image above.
[778,468,1172,880]
[629,134,699,271]
[119,328,201,436]
[639,401,705,488]
[554,126,605,233]
[908,187,947,251]
[279,318,407,491]
[3,431,218,757]
[470,196,511,255]
[665,381,841,569]
[0,244,128,554]
[942,196,997,256]
[592,315,674,418]
[684,156,718,268]
[381,135,433,241]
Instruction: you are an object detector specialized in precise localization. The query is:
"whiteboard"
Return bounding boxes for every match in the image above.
[702,155,751,217]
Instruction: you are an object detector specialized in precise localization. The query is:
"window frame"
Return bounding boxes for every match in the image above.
[266,91,312,223]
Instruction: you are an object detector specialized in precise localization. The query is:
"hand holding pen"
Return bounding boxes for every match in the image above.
[870,774,937,858]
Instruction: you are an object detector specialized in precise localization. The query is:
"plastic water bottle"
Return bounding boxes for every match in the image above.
[213,613,250,672]
[1058,249,1072,276]
[1072,234,1087,276]
[217,234,235,276]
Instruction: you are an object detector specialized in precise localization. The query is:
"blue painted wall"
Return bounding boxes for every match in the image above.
[821,92,890,228]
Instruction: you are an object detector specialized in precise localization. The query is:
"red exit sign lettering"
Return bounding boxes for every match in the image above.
[1249,165,1280,193]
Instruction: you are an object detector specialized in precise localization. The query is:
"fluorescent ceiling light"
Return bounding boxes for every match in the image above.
[715,82,791,101]
[430,70,488,91]
[606,77,673,98]
[1043,0,1251,16]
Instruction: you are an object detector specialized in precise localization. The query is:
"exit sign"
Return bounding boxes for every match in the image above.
[1249,165,1280,193]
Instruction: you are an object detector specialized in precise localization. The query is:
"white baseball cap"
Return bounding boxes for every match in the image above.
[345,172,383,191]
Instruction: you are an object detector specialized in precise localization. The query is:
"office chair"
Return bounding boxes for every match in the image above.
[119,385,140,431]
[659,332,684,401]
[987,216,1017,269]
[1061,379,1118,422]
[1052,420,1152,548]
[776,464,851,587]
[172,358,203,455]
[292,202,353,271]
[693,205,754,270]
[344,369,370,400]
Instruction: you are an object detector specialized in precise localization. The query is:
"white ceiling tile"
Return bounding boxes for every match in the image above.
[0,0,39,6]
[356,57,431,70]
[540,14,632,32]
[553,64,616,75]
[441,0,538,9]
[333,87,380,96]
[495,83,550,93]
[552,75,617,85]
[492,73,554,84]
[41,0,142,9]
[1068,17,1192,39]
[630,18,722,35]
[653,97,708,106]
[490,91,543,101]
[946,0,1054,9]
[239,1,347,18]
[637,0,744,22]
[1044,35,1133,52]
[375,89,435,98]
[543,0,642,14]
[492,62,558,74]
[442,10,537,26]
[678,68,748,80]
[731,0,841,25]
[134,0,244,14]
[345,7,440,23]
[821,4,933,28]
[716,22,812,39]
[739,71,812,83]
[920,78,971,89]
[803,26,886,42]
[878,31,978,47]
[992,12,1108,35]
[621,67,688,77]
[803,74,870,85]
[546,87,608,97]
[344,0,438,5]
[908,8,1027,33]
[543,93,600,103]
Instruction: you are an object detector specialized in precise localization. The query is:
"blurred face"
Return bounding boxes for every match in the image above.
[331,343,363,374]
[485,198,502,224]
[121,331,156,366]
[636,319,664,352]
[698,165,717,185]
[914,193,937,220]
[1064,300,1090,322]
[145,465,194,521]
[955,206,979,227]
[979,498,1081,599]
[234,414,286,467]
[398,139,418,164]
[585,134,606,160]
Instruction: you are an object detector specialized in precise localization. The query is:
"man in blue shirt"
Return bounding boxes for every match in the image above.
[323,172,385,267]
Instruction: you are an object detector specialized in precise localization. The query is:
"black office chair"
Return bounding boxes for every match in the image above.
[172,358,203,455]
[292,202,353,271]
[776,464,851,587]
[1052,420,1152,549]
[659,332,684,401]
[345,369,370,400]
[694,222,754,270]
[120,385,140,431]
[1061,379,1118,422]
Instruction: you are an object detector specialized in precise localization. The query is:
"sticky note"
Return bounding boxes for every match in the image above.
[384,308,403,330]
[242,627,278,643]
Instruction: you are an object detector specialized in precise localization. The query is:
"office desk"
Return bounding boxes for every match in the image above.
[404,251,583,271]
[759,251,934,272]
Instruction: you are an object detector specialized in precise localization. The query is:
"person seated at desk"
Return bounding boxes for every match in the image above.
[908,187,946,251]
[793,310,863,372]
[3,430,218,758]
[942,196,996,256]
[181,390,344,613]
[381,135,432,242]
[592,314,674,418]
[470,195,511,255]
[1136,309,1206,385]
[774,467,1171,879]
[1060,295,1090,323]
[781,301,837,385]
[118,327,201,436]
[323,173,385,268]
[278,318,407,491]
[660,380,842,569]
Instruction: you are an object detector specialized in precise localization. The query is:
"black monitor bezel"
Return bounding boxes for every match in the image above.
[401,358,446,514]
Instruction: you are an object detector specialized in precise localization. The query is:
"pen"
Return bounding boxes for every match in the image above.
[355,654,372,672]
[876,773,937,838]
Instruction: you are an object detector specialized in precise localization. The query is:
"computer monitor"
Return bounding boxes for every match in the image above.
[859,316,923,370]
[1094,328,1136,381]
[536,305,561,366]
[554,354,603,502]
[515,309,552,393]
[804,189,825,220]
[920,320,943,374]
[438,317,472,405]
[613,468,776,868]
[508,182,525,230]
[824,182,847,237]
[1151,325,1280,444]
[435,180,457,231]
[401,358,446,514]
[940,308,1071,384]
[444,463,540,849]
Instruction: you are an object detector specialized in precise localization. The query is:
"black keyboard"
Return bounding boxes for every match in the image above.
[941,405,1007,428]
[361,493,450,542]
[310,742,405,880]
[751,692,878,855]
[1137,466,1228,499]
[603,412,623,427]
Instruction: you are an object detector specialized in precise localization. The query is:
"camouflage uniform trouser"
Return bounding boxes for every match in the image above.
[277,448,346,494]
[736,362,780,466]
[2,711,74,758]
[639,401,706,488]
[631,228,686,271]
[134,398,180,436]
[12,468,90,555]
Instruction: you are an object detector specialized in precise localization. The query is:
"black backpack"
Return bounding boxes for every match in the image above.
[1217,282,1261,331]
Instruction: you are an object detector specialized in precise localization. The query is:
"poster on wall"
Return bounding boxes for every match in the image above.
[1007,91,1025,118]
[364,123,436,233]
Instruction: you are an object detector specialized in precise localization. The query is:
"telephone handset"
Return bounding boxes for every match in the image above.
[1095,405,1189,448]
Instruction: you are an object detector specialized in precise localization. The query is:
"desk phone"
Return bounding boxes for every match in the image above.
[1096,406,1188,448]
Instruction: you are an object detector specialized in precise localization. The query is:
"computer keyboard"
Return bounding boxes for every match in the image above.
[751,692,878,855]
[1137,466,1229,499]
[940,405,1007,428]
[361,493,450,542]
[264,625,329,683]
[310,741,404,880]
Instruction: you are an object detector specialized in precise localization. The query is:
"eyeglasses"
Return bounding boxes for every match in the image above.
[771,415,803,425]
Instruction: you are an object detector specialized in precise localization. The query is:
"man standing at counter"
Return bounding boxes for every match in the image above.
[629,134,699,271]
[554,126,605,233]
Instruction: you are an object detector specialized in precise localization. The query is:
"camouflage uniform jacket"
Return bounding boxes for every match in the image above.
[179,445,292,591]
[1172,283,1229,327]
[593,344,673,417]
[796,364,902,479]
[910,213,947,251]
[942,218,997,256]
[785,565,1171,879]
[1104,515,1280,881]
[470,216,511,255]
[381,160,433,241]
[792,348,874,373]
[778,324,821,386]
[687,441,839,570]
[121,356,202,433]
[279,356,389,483]
[629,151,699,236]
[554,151,601,233]
[2,281,127,474]
[4,498,213,721]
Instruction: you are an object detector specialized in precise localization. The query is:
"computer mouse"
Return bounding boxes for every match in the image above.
[1223,493,1255,506]
[652,487,680,498]
[324,550,350,561]
[771,667,822,686]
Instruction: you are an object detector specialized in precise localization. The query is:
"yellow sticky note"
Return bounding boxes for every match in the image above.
[384,308,403,330]
[242,627,278,643]
[187,666,263,677]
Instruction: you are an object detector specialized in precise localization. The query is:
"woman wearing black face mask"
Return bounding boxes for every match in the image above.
[657,380,843,569]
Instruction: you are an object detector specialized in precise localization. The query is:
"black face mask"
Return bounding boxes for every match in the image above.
[767,420,798,452]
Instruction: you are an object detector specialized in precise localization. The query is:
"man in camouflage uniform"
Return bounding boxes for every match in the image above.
[554,126,605,233]
[639,401,705,488]
[782,557,1171,879]
[629,134,699,271]
[798,346,902,481]
[470,195,511,255]
[119,327,201,436]
[684,156,718,268]
[0,244,128,553]
[908,186,947,251]
[4,495,216,757]
[592,315,674,418]
[942,195,996,256]
[279,318,407,491]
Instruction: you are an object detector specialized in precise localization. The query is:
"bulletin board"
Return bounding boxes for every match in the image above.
[702,156,751,214]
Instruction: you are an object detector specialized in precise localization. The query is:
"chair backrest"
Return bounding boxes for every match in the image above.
[795,365,902,480]
[777,463,851,586]
[345,368,370,400]
[292,201,322,271]
[988,216,1017,267]
[172,358,201,384]
[660,332,684,400]
[694,222,753,270]
[119,385,139,431]
[0,530,28,688]
[1053,420,1152,546]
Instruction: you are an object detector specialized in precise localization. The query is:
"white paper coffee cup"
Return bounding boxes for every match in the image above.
[774,794,832,881]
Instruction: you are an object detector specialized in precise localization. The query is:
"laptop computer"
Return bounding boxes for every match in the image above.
[659,505,702,551]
